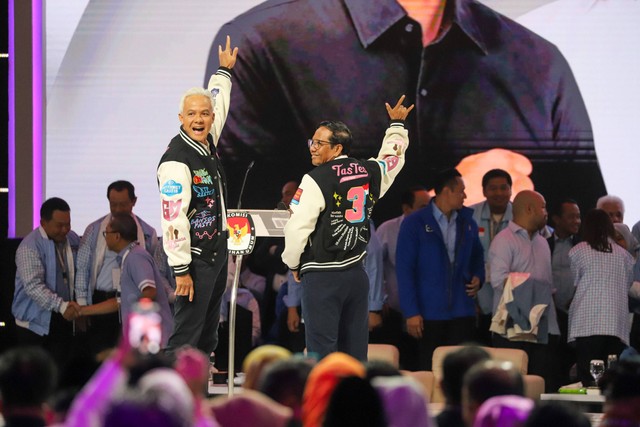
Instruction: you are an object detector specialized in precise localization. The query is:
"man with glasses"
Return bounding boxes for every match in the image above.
[75,180,159,357]
[78,213,173,349]
[281,95,413,360]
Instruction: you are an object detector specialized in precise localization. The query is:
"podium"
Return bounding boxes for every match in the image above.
[225,209,290,395]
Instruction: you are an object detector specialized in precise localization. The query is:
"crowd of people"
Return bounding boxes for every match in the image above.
[4,4,640,424]
[3,340,640,426]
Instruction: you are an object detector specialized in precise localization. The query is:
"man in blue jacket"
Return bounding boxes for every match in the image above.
[12,197,82,369]
[397,169,484,370]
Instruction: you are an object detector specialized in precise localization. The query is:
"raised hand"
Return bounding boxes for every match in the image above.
[218,35,239,69]
[385,95,415,121]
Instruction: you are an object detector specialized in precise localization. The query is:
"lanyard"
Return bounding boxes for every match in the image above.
[114,242,137,323]
[55,243,68,286]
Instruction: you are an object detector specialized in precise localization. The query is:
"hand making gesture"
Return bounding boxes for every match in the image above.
[385,95,415,121]
[218,35,239,69]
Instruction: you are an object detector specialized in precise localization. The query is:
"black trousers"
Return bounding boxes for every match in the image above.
[417,316,476,371]
[15,312,76,370]
[166,245,228,355]
[86,290,121,356]
[302,264,369,361]
[492,333,563,393]
[369,307,419,370]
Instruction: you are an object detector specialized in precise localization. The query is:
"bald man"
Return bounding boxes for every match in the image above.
[488,190,561,392]
[461,360,525,427]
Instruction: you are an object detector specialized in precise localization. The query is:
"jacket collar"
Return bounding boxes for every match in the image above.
[179,127,212,157]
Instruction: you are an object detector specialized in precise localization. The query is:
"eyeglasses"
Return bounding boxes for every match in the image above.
[307,139,332,149]
[102,230,118,237]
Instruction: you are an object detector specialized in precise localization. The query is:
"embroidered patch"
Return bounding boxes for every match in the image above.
[382,155,399,172]
[164,225,187,249]
[193,169,213,185]
[193,185,215,198]
[425,225,433,233]
[162,199,182,221]
[333,192,343,207]
[195,230,217,240]
[291,188,303,205]
[161,180,182,196]
[190,211,216,230]
[211,88,220,97]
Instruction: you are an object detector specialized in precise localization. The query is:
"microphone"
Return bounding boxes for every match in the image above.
[237,160,255,210]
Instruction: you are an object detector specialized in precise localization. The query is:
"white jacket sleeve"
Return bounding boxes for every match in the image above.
[369,122,409,199]
[157,161,193,276]
[207,68,232,147]
[281,174,325,270]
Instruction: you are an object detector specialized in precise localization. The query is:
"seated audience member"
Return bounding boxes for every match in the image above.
[372,376,433,427]
[221,284,261,347]
[12,197,82,370]
[75,180,160,356]
[364,360,402,380]
[323,376,387,427]
[0,346,58,427]
[220,283,262,347]
[173,347,220,427]
[230,255,267,303]
[568,209,633,387]
[241,345,292,391]
[599,358,640,425]
[597,195,625,224]
[78,214,174,349]
[302,352,366,427]
[48,388,78,425]
[473,395,533,427]
[103,397,184,427]
[248,180,299,340]
[65,339,183,427]
[103,368,195,427]
[438,346,491,427]
[224,256,266,346]
[523,402,590,427]
[257,358,312,423]
[210,390,294,427]
[462,360,525,427]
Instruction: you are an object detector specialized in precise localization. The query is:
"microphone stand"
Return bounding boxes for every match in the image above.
[227,160,254,396]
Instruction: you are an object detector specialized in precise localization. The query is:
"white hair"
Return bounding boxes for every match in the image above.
[596,195,625,213]
[178,87,215,113]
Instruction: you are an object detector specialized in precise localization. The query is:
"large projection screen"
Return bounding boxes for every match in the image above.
[45,0,640,233]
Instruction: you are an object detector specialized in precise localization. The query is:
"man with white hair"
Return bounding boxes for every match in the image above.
[597,195,625,224]
[156,36,238,355]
